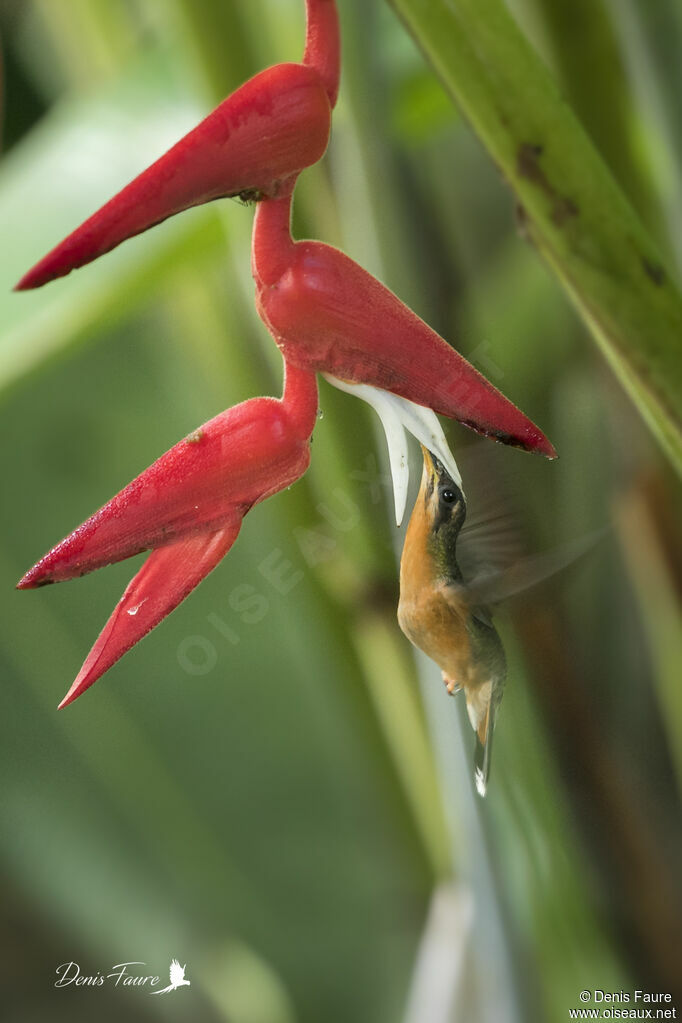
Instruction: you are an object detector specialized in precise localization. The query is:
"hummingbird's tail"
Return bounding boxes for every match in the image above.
[466,686,496,797]
[474,715,494,797]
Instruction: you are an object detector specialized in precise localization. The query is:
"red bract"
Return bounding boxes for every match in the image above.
[15,0,340,291]
[253,193,556,458]
[18,364,318,705]
[15,65,330,290]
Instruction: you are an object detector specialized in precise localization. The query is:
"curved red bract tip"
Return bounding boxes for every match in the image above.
[58,524,241,707]
[16,63,331,290]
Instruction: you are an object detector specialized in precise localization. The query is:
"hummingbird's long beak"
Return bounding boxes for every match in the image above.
[420,444,463,491]
[420,445,436,482]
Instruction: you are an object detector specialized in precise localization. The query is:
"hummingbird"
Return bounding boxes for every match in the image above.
[398,446,506,797]
[398,445,604,796]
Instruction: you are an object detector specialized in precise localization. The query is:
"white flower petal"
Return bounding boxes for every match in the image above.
[322,376,463,525]
[390,400,463,494]
[322,375,410,525]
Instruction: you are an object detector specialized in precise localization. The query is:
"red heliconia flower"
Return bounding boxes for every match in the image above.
[17,363,318,706]
[15,0,340,291]
[252,190,556,459]
[15,0,558,716]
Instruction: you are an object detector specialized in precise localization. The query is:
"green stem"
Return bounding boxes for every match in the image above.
[388,0,682,473]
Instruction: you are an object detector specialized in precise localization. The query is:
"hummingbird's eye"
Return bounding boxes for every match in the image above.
[440,488,457,504]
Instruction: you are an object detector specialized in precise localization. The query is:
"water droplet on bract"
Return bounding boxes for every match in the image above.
[126,598,147,617]
[317,408,324,420]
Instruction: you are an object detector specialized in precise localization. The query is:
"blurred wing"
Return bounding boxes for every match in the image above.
[169,960,184,984]
[452,441,606,607]
[462,527,607,608]
[457,506,524,590]
[455,442,525,586]
[58,523,240,708]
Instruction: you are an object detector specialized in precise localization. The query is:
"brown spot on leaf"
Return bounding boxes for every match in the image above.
[642,257,665,286]
[517,143,545,184]
[552,196,579,226]
[516,142,578,228]
[514,202,530,237]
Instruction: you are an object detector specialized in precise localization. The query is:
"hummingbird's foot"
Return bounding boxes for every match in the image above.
[444,676,462,696]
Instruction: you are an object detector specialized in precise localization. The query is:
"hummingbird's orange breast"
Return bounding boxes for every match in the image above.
[398,494,473,688]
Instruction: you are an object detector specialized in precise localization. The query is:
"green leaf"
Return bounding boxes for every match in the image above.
[387,0,682,473]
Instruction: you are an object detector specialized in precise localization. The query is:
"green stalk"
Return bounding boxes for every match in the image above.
[387,0,682,473]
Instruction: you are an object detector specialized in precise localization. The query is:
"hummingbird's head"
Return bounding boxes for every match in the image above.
[420,446,466,568]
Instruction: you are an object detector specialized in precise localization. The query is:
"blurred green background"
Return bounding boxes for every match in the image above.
[1,1,680,1021]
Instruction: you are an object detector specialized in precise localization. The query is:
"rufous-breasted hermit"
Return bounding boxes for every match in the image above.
[398,446,506,796]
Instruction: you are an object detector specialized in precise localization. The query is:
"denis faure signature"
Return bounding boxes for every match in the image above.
[55,959,191,994]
